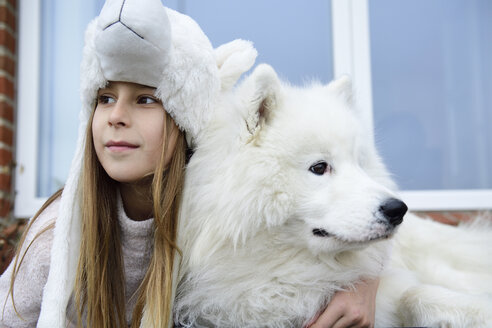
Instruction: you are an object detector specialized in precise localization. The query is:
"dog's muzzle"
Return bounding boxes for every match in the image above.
[311,198,407,239]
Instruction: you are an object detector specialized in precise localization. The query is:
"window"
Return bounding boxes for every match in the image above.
[14,0,491,217]
[37,0,106,197]
[15,0,104,217]
[368,0,492,209]
[325,0,492,210]
[182,0,334,85]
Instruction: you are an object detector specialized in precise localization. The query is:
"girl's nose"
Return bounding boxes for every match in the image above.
[108,101,131,127]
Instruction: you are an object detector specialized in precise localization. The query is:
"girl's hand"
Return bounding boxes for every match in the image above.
[306,278,380,328]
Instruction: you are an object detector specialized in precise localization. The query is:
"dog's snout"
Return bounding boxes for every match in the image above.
[379,198,407,226]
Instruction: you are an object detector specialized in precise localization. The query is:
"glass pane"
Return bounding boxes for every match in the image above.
[179,0,334,85]
[37,0,105,197]
[369,0,492,190]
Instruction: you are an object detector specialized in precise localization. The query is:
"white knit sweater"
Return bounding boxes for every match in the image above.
[0,196,154,327]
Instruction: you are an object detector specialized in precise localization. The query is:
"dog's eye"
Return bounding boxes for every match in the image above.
[309,161,332,175]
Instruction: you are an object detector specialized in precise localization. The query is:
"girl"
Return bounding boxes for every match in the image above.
[0,0,380,327]
[0,0,221,327]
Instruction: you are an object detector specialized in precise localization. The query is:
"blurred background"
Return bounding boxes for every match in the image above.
[0,0,490,270]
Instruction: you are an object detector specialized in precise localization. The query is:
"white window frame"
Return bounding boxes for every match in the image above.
[15,0,45,218]
[331,0,492,211]
[14,0,492,218]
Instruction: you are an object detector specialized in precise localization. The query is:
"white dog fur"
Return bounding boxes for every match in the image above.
[174,64,492,327]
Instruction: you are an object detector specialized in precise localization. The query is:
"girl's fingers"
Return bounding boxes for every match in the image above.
[308,303,344,328]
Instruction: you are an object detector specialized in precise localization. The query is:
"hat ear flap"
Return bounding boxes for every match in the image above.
[215,39,258,91]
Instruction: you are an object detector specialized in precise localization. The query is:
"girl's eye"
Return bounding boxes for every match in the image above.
[137,96,158,104]
[98,95,115,104]
[309,161,332,176]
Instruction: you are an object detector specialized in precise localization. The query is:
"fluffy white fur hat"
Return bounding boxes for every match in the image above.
[37,0,257,326]
[81,0,220,141]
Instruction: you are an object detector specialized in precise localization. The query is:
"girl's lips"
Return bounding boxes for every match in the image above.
[105,141,139,152]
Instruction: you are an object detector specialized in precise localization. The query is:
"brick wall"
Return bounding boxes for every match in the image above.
[0,0,20,274]
[416,211,482,226]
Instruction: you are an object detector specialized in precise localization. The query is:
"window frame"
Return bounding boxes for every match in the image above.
[15,0,46,218]
[14,0,492,218]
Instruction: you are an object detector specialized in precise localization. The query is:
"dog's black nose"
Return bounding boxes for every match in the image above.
[379,198,407,226]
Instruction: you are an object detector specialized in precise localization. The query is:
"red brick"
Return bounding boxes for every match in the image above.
[448,211,475,223]
[0,194,10,205]
[0,7,16,31]
[0,126,12,145]
[2,221,17,238]
[0,173,10,191]
[0,148,12,166]
[0,197,10,217]
[0,29,15,53]
[0,55,15,77]
[6,0,16,11]
[416,211,490,226]
[0,101,14,122]
[418,212,459,226]
[0,77,14,99]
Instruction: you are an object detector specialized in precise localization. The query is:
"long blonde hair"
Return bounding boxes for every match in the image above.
[8,107,186,327]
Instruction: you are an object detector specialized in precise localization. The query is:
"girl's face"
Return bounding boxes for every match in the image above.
[92,81,177,183]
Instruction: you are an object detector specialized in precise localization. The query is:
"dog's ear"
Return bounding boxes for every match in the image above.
[215,39,258,91]
[326,75,353,106]
[239,64,281,137]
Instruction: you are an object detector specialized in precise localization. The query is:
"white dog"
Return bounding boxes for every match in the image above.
[174,63,492,328]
